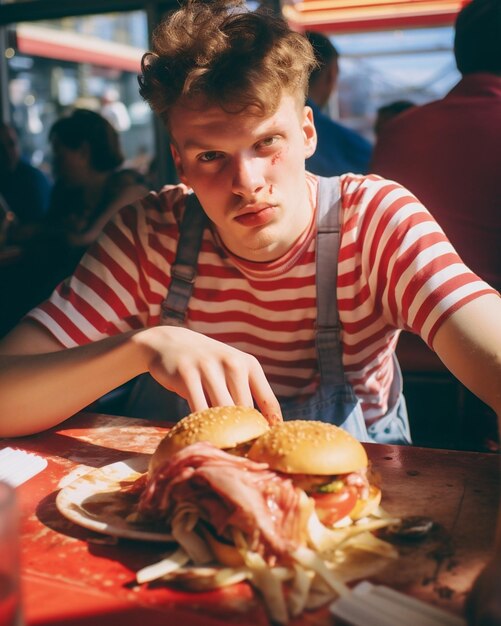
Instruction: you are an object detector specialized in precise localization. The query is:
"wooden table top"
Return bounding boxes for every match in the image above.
[6,412,499,626]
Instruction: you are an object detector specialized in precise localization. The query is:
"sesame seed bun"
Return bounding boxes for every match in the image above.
[149,406,270,476]
[247,420,368,475]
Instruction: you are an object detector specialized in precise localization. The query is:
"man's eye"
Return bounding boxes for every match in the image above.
[258,137,277,148]
[199,151,221,162]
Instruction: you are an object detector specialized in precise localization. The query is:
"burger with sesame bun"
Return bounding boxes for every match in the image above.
[247,420,381,528]
[148,405,270,477]
[135,415,393,622]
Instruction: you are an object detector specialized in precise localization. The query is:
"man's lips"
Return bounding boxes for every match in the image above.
[234,205,277,227]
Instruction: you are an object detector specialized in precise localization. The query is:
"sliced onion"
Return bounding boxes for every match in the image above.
[136,546,189,584]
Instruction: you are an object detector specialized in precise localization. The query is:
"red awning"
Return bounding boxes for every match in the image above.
[15,24,142,73]
[282,0,471,33]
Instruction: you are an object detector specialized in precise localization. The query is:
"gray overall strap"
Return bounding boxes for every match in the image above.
[159,179,344,387]
[160,193,208,326]
[316,176,345,386]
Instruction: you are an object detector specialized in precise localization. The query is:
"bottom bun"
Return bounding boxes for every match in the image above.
[349,485,382,521]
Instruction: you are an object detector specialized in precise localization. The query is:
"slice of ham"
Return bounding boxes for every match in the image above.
[139,442,311,563]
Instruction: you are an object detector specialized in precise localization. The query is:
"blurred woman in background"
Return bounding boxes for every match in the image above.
[1,109,148,336]
[48,108,148,252]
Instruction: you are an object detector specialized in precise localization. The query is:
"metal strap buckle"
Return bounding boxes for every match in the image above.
[171,262,196,284]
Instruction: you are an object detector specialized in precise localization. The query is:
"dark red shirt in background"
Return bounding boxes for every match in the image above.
[371,73,501,292]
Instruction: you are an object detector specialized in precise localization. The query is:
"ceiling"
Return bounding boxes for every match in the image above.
[281,0,470,33]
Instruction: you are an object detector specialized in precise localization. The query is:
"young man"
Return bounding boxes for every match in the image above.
[0,3,500,619]
[0,1,500,445]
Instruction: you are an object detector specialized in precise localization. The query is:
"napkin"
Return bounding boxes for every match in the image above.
[0,447,48,487]
[329,581,466,626]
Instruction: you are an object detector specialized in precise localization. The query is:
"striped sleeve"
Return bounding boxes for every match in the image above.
[339,174,496,348]
[26,187,189,347]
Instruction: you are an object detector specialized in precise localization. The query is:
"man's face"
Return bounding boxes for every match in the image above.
[169,93,317,262]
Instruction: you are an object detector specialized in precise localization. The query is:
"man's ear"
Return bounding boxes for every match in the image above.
[303,106,317,159]
[170,144,189,185]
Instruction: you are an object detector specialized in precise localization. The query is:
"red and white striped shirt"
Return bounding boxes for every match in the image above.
[28,173,496,423]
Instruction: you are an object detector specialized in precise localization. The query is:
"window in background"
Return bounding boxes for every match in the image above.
[326,26,459,141]
[5,11,153,178]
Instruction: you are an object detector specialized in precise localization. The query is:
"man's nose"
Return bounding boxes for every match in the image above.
[231,154,265,197]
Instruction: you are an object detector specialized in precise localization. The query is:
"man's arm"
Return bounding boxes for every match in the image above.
[0,320,282,437]
[67,183,149,247]
[431,293,501,626]
[431,293,501,417]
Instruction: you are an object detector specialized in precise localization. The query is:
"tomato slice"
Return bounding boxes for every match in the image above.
[311,487,358,526]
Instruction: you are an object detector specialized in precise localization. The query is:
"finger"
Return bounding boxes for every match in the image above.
[261,405,283,426]
[180,370,210,413]
[199,362,236,408]
[248,362,283,425]
[222,360,255,409]
[149,362,207,413]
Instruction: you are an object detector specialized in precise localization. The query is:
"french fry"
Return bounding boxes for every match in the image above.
[244,551,289,625]
[307,508,348,552]
[303,573,339,609]
[162,565,250,590]
[342,530,399,559]
[136,546,189,584]
[171,510,212,564]
[291,545,350,597]
[287,564,313,617]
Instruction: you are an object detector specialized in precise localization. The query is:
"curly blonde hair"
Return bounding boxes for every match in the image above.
[138,0,316,128]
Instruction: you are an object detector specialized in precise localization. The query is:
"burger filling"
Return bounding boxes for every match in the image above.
[279,469,371,527]
[139,442,313,565]
[224,439,259,457]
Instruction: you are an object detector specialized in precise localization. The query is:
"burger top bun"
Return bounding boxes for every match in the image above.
[149,406,270,476]
[247,420,368,475]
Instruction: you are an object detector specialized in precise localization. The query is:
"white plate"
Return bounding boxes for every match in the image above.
[55,454,174,542]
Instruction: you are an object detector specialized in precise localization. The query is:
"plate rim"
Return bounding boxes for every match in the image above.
[55,454,174,542]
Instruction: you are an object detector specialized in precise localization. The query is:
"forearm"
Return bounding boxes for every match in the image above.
[0,330,150,437]
[432,295,501,417]
[0,321,282,436]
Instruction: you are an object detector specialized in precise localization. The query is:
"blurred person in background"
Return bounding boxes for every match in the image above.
[46,108,147,254]
[371,0,501,453]
[0,121,51,337]
[371,0,501,292]
[100,87,132,133]
[305,31,372,177]
[373,100,416,138]
[0,121,51,246]
[1,109,148,336]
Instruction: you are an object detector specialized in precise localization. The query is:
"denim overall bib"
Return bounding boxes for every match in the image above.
[127,177,412,445]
